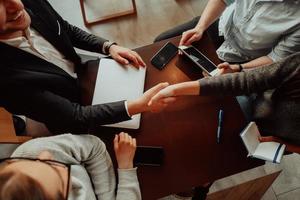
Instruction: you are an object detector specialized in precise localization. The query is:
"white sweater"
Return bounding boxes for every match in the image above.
[11,134,142,200]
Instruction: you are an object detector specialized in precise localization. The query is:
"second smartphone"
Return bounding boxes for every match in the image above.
[150,42,178,70]
[134,146,164,166]
[179,45,219,76]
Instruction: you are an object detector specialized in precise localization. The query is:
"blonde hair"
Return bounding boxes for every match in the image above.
[0,170,64,200]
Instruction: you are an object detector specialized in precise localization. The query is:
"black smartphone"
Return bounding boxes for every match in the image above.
[150,42,178,70]
[179,45,219,76]
[134,146,164,166]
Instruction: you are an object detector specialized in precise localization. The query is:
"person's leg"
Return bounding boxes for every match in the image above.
[154,16,200,42]
[236,94,256,123]
[206,19,224,50]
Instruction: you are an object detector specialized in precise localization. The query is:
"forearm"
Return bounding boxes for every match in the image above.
[195,0,227,31]
[199,53,300,96]
[66,23,108,53]
[172,81,200,96]
[116,168,141,200]
[127,99,145,116]
[241,56,273,70]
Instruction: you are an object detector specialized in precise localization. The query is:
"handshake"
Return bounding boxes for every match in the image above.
[127,81,199,116]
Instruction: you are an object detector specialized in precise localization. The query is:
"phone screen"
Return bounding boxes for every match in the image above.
[183,47,217,72]
[151,42,178,70]
[134,146,164,166]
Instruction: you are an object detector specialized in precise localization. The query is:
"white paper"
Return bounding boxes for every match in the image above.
[92,58,146,129]
[240,122,261,155]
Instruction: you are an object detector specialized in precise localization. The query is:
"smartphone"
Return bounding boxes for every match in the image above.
[134,146,164,166]
[150,42,178,70]
[179,45,220,76]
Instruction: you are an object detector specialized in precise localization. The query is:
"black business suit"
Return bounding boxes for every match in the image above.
[0,0,130,134]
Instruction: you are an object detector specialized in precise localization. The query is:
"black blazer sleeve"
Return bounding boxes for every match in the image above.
[0,85,131,134]
[43,0,108,54]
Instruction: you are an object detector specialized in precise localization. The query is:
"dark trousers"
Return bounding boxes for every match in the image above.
[154,16,224,50]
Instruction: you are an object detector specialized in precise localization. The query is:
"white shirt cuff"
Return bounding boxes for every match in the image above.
[124,101,131,117]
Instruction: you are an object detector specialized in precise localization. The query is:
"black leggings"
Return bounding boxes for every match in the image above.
[154,16,224,50]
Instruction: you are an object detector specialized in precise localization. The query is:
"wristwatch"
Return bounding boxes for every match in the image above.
[103,41,117,54]
[238,64,244,72]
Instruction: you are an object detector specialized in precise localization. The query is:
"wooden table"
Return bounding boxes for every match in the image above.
[79,34,263,200]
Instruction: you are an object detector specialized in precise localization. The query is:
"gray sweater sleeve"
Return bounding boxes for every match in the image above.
[199,52,300,96]
[11,134,141,200]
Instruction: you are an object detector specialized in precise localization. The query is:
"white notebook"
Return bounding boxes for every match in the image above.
[92,58,146,129]
[240,122,286,163]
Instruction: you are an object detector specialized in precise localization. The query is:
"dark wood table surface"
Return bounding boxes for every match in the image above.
[79,34,263,200]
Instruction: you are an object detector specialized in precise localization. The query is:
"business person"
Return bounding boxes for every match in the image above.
[0,0,174,134]
[149,53,300,144]
[0,133,141,200]
[155,0,300,73]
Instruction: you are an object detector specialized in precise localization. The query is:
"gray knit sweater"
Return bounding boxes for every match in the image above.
[11,134,141,200]
[199,52,300,144]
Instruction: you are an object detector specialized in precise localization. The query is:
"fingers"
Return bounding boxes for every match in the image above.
[148,82,170,95]
[185,34,199,46]
[148,91,166,106]
[161,96,176,104]
[132,51,146,67]
[119,51,138,67]
[116,132,136,146]
[202,71,209,77]
[148,84,176,105]
[217,62,230,69]
[112,46,145,68]
[179,31,194,46]
[179,29,202,46]
[120,50,146,68]
[132,138,137,148]
[113,134,119,151]
[115,55,130,65]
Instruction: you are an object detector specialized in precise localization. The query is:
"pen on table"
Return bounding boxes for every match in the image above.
[217,109,224,144]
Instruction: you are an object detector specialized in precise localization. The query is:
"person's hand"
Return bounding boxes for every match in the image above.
[217,62,240,75]
[127,82,176,115]
[141,82,176,113]
[114,132,136,169]
[148,85,177,106]
[109,45,146,68]
[179,27,204,47]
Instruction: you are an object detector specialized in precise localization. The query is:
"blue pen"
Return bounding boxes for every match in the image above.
[217,109,224,144]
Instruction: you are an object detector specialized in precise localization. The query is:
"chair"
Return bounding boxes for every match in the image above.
[0,108,31,144]
[79,0,136,25]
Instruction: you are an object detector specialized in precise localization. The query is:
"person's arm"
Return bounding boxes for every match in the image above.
[179,0,228,46]
[217,28,300,73]
[149,52,300,103]
[195,0,228,33]
[42,0,145,67]
[11,134,121,199]
[114,133,141,200]
[0,85,130,134]
[0,82,172,134]
[267,28,300,63]
[217,56,274,74]
[199,53,300,96]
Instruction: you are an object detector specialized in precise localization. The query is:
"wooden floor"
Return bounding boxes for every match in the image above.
[46,1,300,199]
[49,0,208,49]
